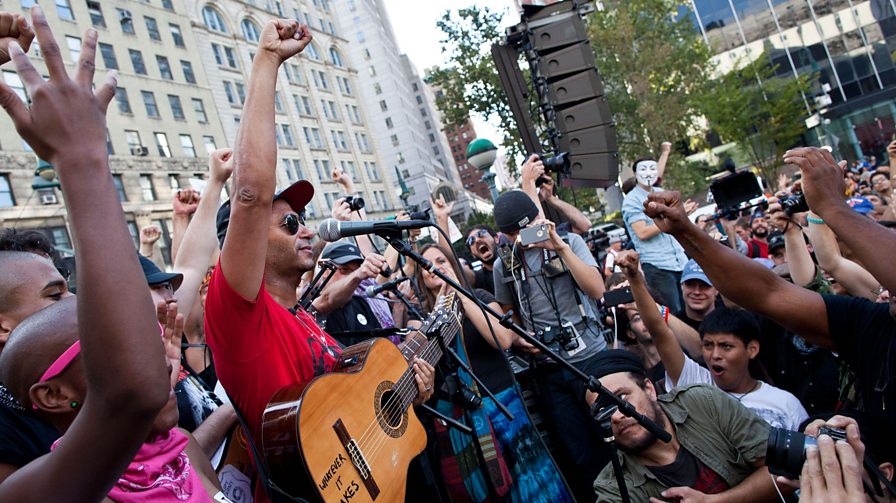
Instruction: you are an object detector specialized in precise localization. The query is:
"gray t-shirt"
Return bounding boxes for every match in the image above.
[493,233,606,363]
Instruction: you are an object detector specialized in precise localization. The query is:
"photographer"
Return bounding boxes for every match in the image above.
[491,189,607,500]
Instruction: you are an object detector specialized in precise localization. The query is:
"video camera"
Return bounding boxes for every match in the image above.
[708,165,766,221]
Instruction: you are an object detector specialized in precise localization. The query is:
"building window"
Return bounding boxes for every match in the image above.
[98,43,117,69]
[0,175,14,207]
[168,174,180,190]
[369,65,376,76]
[374,83,382,95]
[329,47,343,67]
[162,0,174,10]
[416,95,423,104]
[420,108,427,117]
[305,43,320,61]
[86,1,105,27]
[180,135,196,157]
[181,60,196,84]
[65,36,81,63]
[235,82,246,104]
[192,98,207,123]
[303,127,323,149]
[379,100,388,112]
[115,87,131,114]
[141,91,159,117]
[155,132,171,157]
[113,174,127,201]
[3,71,27,102]
[125,130,141,151]
[56,0,74,21]
[281,125,295,147]
[385,117,393,129]
[274,92,285,114]
[390,134,399,146]
[129,49,146,75]
[203,136,216,154]
[202,6,228,33]
[294,94,313,115]
[118,9,135,34]
[241,19,260,42]
[169,24,184,48]
[168,95,184,120]
[223,81,236,105]
[157,56,173,80]
[139,174,156,201]
[145,16,161,41]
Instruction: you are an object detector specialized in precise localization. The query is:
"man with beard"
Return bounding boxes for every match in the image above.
[584,350,779,502]
[746,213,770,258]
[463,224,499,294]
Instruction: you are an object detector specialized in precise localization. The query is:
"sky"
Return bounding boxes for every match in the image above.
[380,0,518,161]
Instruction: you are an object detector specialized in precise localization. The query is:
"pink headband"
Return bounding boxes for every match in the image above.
[33,340,81,410]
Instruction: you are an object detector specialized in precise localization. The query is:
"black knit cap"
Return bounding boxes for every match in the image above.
[580,349,646,380]
[493,190,540,233]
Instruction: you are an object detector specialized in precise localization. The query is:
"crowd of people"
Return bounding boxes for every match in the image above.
[0,6,895,503]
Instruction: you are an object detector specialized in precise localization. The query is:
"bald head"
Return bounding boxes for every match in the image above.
[0,297,80,409]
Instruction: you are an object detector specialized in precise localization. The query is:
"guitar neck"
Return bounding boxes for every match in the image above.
[395,294,460,407]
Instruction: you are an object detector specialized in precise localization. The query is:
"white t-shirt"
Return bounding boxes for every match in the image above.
[665,355,809,430]
[604,248,621,273]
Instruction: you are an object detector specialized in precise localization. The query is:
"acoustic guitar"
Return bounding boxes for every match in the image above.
[262,293,459,502]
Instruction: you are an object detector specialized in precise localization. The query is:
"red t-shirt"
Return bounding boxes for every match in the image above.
[204,262,341,501]
[747,238,768,259]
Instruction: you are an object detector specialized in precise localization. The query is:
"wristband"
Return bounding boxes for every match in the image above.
[807,216,825,225]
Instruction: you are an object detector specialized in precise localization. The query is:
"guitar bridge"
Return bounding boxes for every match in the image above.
[333,418,380,499]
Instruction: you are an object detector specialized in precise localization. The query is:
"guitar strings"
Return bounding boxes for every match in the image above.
[355,301,461,462]
[356,315,459,459]
[351,295,456,450]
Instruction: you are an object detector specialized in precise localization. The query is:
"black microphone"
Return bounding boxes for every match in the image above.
[318,218,431,242]
[365,276,410,298]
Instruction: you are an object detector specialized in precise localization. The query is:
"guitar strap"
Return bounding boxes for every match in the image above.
[229,400,310,503]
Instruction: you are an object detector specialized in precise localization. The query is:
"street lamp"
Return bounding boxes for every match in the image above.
[466,138,498,201]
[32,158,61,190]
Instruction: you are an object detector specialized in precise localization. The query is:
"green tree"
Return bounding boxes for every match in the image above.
[586,0,713,164]
[699,54,812,184]
[430,1,713,191]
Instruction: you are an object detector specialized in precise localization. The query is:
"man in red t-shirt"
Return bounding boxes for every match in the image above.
[745,213,770,258]
[203,20,434,503]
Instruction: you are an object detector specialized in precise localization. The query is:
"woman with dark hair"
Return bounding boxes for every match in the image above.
[415,243,573,502]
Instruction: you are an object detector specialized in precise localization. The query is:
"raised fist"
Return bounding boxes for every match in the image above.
[257,19,312,64]
[173,188,200,216]
[140,225,162,245]
[0,12,34,66]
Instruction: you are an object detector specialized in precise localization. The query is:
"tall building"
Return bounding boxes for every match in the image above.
[0,0,226,267]
[187,0,399,221]
[683,0,896,161]
[332,0,458,211]
[444,120,493,201]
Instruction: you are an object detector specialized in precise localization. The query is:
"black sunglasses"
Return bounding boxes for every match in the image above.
[278,212,307,235]
[466,229,490,248]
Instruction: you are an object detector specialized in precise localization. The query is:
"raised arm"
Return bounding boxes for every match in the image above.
[643,190,832,348]
[616,251,686,383]
[139,224,161,259]
[766,200,816,288]
[170,188,199,262]
[656,141,671,180]
[538,176,591,233]
[520,154,547,220]
[785,147,896,295]
[173,149,232,315]
[530,219,605,300]
[0,8,167,499]
[221,20,311,300]
[803,212,878,301]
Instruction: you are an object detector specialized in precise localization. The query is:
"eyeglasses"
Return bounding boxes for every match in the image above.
[466,229,490,248]
[277,212,307,235]
[33,340,81,410]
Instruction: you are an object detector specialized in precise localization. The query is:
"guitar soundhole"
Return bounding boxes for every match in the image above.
[374,381,409,439]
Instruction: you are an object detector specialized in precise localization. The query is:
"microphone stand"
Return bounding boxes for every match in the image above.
[595,405,631,503]
[435,331,514,421]
[298,260,337,312]
[382,234,671,444]
[390,285,426,321]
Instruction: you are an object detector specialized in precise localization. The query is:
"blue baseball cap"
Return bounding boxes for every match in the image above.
[680,259,711,286]
[846,196,874,215]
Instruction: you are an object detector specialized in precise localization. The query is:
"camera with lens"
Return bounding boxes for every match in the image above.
[402,204,431,221]
[780,192,810,216]
[537,325,579,352]
[766,426,847,479]
[535,152,569,187]
[343,195,365,212]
